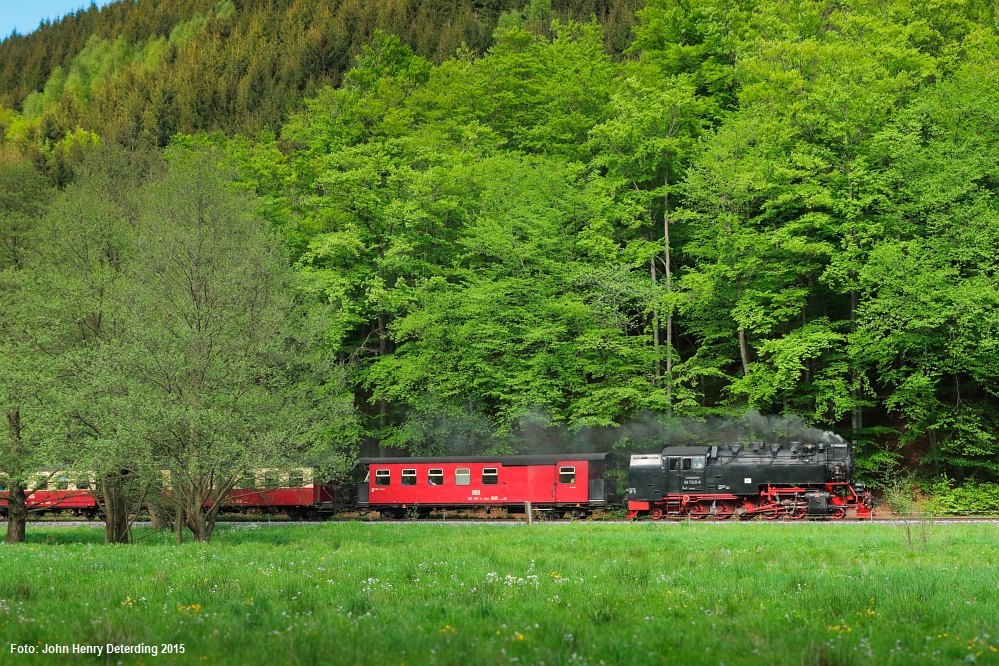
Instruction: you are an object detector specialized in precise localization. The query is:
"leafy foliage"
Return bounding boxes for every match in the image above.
[5,0,999,495]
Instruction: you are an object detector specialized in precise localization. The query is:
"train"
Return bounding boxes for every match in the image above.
[0,440,874,520]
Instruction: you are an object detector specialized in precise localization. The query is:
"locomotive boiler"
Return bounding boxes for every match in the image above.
[626,441,873,520]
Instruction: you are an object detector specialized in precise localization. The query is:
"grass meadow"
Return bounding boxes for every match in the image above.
[1,521,998,665]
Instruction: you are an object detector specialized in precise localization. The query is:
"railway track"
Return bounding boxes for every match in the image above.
[12,516,999,527]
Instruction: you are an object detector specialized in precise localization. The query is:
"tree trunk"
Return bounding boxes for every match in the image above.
[738,328,750,377]
[651,260,660,385]
[149,503,170,529]
[378,314,388,458]
[186,510,210,542]
[4,482,27,544]
[96,471,131,544]
[202,503,224,542]
[666,312,673,415]
[5,407,27,544]
[663,173,673,414]
[850,287,861,436]
[175,506,185,545]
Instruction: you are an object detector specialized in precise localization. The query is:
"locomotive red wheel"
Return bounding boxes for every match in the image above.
[688,505,710,520]
[788,506,806,520]
[651,508,664,521]
[713,503,735,520]
[737,500,756,520]
[830,507,846,520]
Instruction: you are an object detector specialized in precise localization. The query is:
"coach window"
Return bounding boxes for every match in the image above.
[74,476,91,491]
[238,473,256,489]
[692,457,705,470]
[264,470,280,487]
[402,469,417,486]
[375,469,391,486]
[455,468,471,486]
[559,466,576,484]
[288,470,304,487]
[682,458,692,471]
[482,468,499,485]
[56,476,69,490]
[428,469,444,486]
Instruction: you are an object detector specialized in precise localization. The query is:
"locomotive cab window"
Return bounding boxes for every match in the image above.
[482,468,499,485]
[428,469,444,486]
[559,466,576,484]
[401,469,417,486]
[375,469,391,486]
[669,458,679,471]
[682,458,692,470]
[692,457,705,470]
[455,468,471,486]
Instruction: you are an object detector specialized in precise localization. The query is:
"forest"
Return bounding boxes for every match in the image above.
[3,0,999,541]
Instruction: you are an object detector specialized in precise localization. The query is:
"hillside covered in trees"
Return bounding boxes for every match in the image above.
[4,0,999,533]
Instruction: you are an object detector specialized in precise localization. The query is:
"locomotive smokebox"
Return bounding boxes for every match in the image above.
[804,491,831,516]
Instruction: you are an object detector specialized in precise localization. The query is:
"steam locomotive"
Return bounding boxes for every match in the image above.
[627,441,874,520]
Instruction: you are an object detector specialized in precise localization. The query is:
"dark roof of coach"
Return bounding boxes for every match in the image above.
[357,453,608,466]
[659,446,710,456]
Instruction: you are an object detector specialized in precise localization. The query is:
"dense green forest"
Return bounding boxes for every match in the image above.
[4,0,999,541]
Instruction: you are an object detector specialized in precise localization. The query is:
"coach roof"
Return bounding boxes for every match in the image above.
[659,446,711,456]
[357,453,608,466]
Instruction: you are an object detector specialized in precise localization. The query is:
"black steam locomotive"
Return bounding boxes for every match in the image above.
[626,441,874,520]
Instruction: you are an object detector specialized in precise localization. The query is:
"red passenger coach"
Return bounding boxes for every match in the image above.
[356,454,609,517]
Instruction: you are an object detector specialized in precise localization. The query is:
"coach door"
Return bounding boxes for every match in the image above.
[666,457,681,494]
[528,464,556,504]
[555,463,579,503]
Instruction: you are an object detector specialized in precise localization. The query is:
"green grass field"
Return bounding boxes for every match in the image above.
[1,521,998,665]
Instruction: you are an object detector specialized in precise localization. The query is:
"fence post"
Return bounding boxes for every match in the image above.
[525,501,532,525]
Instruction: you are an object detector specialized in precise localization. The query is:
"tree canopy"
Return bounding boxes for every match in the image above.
[4,0,999,535]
